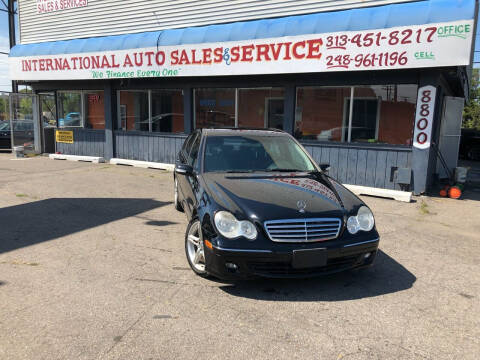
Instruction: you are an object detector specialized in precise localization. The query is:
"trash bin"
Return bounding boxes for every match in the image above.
[13,146,24,158]
[455,167,468,183]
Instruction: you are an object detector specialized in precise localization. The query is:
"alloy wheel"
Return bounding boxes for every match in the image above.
[186,220,206,273]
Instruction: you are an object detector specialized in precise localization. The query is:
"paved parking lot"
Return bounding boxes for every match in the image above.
[0,153,479,360]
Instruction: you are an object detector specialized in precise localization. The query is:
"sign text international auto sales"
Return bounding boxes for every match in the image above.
[9,20,474,81]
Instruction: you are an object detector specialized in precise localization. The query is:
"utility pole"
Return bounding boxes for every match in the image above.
[8,0,18,93]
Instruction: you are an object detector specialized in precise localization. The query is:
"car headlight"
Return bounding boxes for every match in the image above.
[214,211,257,240]
[346,206,375,234]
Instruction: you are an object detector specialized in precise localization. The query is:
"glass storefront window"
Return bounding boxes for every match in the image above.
[85,91,105,129]
[194,88,235,128]
[151,90,184,133]
[353,85,417,145]
[295,85,417,145]
[295,87,351,141]
[58,91,83,127]
[238,88,285,129]
[118,91,149,131]
[39,94,56,128]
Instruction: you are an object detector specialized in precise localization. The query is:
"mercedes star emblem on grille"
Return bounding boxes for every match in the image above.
[296,200,307,213]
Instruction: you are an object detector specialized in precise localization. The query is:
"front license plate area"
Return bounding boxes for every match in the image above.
[292,248,327,269]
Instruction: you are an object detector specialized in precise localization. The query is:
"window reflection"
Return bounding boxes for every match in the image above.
[194,88,235,128]
[295,85,417,145]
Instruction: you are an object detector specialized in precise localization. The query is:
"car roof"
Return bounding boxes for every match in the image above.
[202,127,287,136]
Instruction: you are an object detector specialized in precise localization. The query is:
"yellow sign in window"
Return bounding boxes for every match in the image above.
[56,130,74,144]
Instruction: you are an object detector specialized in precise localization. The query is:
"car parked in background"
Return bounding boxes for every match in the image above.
[0,121,10,149]
[174,128,379,279]
[58,112,81,127]
[0,120,48,150]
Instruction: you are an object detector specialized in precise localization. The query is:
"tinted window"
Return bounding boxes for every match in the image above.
[204,135,315,173]
[188,132,201,166]
[181,133,196,158]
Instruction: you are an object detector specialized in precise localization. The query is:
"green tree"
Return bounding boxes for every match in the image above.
[0,97,8,121]
[463,68,480,130]
[19,97,33,118]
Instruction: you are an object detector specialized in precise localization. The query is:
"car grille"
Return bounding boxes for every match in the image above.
[248,255,360,277]
[264,218,342,243]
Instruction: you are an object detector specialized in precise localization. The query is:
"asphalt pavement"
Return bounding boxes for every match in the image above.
[0,153,479,360]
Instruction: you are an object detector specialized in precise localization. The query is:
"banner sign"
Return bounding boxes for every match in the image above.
[413,85,437,150]
[10,19,473,81]
[36,0,88,14]
[56,130,74,144]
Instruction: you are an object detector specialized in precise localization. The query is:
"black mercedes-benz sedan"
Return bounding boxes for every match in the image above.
[174,128,379,279]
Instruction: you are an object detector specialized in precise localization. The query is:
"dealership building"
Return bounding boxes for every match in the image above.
[8,0,477,196]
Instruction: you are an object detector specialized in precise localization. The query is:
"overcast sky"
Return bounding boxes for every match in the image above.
[0,6,479,92]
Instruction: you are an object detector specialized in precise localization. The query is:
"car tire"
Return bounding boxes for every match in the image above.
[185,219,209,277]
[174,177,184,212]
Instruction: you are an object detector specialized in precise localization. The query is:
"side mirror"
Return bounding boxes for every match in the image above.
[175,164,193,175]
[319,163,330,172]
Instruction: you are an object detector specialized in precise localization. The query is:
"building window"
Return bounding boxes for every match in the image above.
[194,87,286,129]
[117,89,184,133]
[58,91,83,127]
[295,87,351,141]
[57,90,105,129]
[194,88,235,128]
[151,90,184,133]
[118,91,149,131]
[85,91,105,129]
[238,88,285,129]
[295,85,417,145]
[353,85,417,145]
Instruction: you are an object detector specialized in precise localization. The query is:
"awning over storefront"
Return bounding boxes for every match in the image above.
[9,0,476,81]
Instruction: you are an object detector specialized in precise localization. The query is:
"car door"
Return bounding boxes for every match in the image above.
[181,131,202,219]
[176,132,196,202]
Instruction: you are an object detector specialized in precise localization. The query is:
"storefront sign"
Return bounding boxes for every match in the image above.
[413,85,437,150]
[10,19,473,81]
[36,0,88,14]
[56,130,74,143]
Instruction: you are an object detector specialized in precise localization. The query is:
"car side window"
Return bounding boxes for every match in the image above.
[187,132,201,167]
[181,133,195,162]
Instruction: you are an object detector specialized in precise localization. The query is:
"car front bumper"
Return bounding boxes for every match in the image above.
[0,137,11,149]
[204,238,379,279]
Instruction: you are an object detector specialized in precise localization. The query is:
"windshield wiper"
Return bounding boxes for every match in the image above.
[225,170,255,173]
[264,168,305,172]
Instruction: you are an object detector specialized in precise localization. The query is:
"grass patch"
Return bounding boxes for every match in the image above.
[15,193,27,198]
[0,260,40,266]
[419,200,430,215]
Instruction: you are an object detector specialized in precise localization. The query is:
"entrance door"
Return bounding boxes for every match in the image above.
[39,93,57,153]
[266,98,284,130]
[9,93,40,153]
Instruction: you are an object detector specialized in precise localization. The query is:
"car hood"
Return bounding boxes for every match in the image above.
[200,172,351,221]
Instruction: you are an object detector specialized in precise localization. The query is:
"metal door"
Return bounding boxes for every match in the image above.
[9,93,40,153]
[436,97,464,179]
[39,93,57,153]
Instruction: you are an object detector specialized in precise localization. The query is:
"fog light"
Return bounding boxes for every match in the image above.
[225,262,238,272]
[364,252,371,259]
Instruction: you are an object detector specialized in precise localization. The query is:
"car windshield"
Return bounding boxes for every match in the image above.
[204,134,316,173]
[0,121,10,131]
